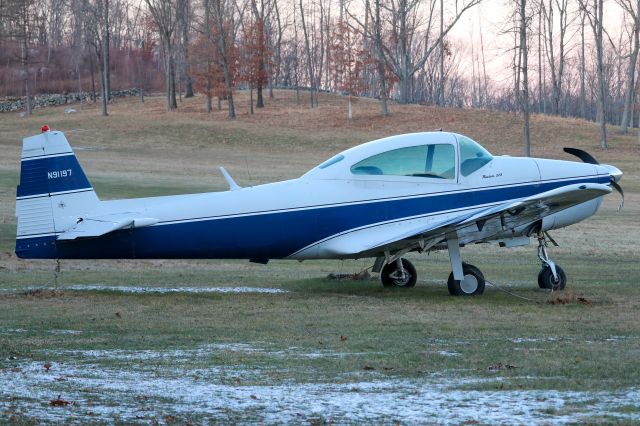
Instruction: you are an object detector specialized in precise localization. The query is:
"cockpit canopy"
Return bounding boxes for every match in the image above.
[307,132,493,180]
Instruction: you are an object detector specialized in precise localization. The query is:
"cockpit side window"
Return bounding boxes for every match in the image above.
[351,144,455,179]
[458,136,493,176]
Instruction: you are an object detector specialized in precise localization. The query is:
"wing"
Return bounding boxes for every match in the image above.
[57,213,158,240]
[316,183,612,258]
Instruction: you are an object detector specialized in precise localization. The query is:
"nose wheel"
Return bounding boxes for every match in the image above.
[538,264,566,290]
[536,231,566,291]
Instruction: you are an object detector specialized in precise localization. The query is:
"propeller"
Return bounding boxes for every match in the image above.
[611,180,625,211]
[563,147,600,164]
[563,147,624,210]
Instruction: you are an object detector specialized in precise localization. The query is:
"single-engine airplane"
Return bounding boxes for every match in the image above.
[16,128,623,296]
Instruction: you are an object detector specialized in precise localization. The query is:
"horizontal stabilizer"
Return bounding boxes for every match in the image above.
[57,213,158,240]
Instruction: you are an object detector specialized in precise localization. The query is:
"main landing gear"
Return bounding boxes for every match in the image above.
[375,230,567,295]
[380,258,417,288]
[445,234,485,296]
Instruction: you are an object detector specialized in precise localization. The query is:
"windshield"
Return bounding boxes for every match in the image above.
[458,136,493,176]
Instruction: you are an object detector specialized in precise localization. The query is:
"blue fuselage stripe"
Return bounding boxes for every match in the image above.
[15,175,609,259]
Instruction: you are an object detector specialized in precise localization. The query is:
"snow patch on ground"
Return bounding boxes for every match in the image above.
[0,328,27,334]
[436,350,461,357]
[45,344,381,363]
[2,360,639,424]
[1,285,289,294]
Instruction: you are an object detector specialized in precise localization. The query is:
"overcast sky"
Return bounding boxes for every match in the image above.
[447,0,630,86]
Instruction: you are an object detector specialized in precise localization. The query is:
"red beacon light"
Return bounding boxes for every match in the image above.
[41,125,50,133]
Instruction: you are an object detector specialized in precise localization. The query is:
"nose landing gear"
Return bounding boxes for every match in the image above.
[536,231,566,291]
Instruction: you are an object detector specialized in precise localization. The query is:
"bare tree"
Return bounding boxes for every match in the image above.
[18,0,34,116]
[145,0,178,111]
[102,0,110,116]
[541,0,570,116]
[270,0,283,97]
[377,0,482,104]
[618,0,640,133]
[3,0,36,115]
[579,6,587,119]
[517,0,531,156]
[438,0,444,105]
[249,0,271,108]
[579,0,608,149]
[177,0,194,98]
[298,0,315,107]
[349,0,389,115]
[210,0,236,118]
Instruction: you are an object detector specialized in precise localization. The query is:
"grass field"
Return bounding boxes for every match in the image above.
[1,91,639,423]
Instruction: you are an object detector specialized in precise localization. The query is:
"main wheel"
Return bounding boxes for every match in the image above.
[381,259,417,288]
[538,265,566,291]
[447,263,485,296]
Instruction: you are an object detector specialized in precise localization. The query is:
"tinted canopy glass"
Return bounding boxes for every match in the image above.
[351,144,455,179]
[458,136,493,176]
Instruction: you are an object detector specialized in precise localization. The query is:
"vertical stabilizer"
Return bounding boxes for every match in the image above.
[15,129,100,258]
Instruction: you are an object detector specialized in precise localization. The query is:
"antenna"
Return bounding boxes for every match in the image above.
[244,157,253,187]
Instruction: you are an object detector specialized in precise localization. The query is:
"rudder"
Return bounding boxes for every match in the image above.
[15,129,100,258]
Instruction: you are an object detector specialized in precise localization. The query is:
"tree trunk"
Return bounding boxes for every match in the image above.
[538,10,542,113]
[206,63,212,112]
[104,0,111,102]
[299,0,315,108]
[595,0,607,148]
[90,53,97,102]
[170,57,178,109]
[373,0,388,115]
[212,0,235,119]
[257,85,264,108]
[250,85,254,114]
[182,0,194,98]
[164,48,172,111]
[22,38,32,116]
[438,0,444,106]
[101,0,109,116]
[519,0,530,156]
[620,16,639,134]
[580,11,586,120]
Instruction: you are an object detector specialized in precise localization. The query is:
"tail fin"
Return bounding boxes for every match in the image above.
[15,129,100,258]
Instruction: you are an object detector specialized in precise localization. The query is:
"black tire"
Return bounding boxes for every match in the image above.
[447,263,485,296]
[381,259,417,288]
[538,265,567,291]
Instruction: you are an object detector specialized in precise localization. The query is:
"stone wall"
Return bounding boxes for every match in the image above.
[0,88,141,113]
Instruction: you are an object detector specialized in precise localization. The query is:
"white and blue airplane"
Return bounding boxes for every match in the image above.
[16,127,623,296]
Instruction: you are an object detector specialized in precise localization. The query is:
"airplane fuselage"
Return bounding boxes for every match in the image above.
[16,153,610,260]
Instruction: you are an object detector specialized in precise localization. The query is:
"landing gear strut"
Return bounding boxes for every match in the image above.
[536,231,566,291]
[446,234,485,296]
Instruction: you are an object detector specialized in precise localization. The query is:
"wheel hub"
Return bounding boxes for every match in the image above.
[390,270,411,286]
[460,274,478,293]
